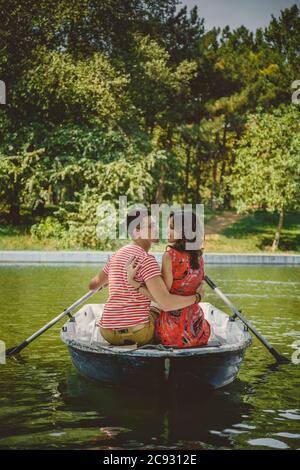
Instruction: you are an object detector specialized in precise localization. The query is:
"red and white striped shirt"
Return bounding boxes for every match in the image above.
[99,244,161,329]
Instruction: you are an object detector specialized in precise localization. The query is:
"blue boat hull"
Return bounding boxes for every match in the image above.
[67,344,247,389]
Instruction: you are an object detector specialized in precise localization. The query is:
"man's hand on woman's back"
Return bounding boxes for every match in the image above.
[197,282,205,300]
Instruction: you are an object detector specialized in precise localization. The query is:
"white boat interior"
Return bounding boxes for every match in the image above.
[61,302,251,356]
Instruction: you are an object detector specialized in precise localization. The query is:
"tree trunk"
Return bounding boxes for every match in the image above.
[271,209,284,252]
[184,146,191,203]
[9,203,20,225]
[219,159,226,186]
[195,157,201,204]
[223,152,235,209]
[33,198,46,217]
[9,182,21,225]
[155,174,165,204]
[211,159,218,210]
[154,125,173,204]
[219,121,228,207]
[219,123,227,184]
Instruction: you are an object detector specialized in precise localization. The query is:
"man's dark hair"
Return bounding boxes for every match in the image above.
[126,208,150,238]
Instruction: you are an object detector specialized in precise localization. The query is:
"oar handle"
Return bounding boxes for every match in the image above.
[25,289,98,344]
[204,276,217,289]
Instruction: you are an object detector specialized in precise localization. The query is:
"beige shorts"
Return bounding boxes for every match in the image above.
[100,309,159,347]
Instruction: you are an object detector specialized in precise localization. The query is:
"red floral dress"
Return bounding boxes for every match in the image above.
[155,248,211,348]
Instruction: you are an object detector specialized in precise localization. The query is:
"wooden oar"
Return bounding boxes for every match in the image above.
[204,275,290,364]
[6,288,100,357]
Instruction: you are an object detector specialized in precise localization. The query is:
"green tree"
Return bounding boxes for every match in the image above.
[0,149,48,224]
[227,106,300,251]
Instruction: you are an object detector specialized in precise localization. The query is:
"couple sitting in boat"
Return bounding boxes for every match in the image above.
[88,210,211,349]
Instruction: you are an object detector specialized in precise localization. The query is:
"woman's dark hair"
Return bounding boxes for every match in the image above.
[168,211,203,270]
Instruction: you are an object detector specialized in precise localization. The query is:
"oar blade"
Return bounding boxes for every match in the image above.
[204,275,291,365]
[270,347,291,364]
[5,341,28,357]
[5,347,19,357]
[5,290,98,359]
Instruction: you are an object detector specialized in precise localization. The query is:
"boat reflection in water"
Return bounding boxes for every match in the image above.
[58,369,253,450]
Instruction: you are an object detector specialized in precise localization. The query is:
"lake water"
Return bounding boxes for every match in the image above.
[0,264,299,450]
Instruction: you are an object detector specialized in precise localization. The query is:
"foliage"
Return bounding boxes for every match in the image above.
[30,216,65,241]
[226,106,300,249]
[0,1,299,248]
[228,106,300,214]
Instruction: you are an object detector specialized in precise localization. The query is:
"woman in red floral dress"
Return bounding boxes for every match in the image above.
[155,211,211,348]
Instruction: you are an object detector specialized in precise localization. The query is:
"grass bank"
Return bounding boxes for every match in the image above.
[0,211,299,253]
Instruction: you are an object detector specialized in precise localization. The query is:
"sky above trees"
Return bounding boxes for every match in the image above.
[180,0,300,31]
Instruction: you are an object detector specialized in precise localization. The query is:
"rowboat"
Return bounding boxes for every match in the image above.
[61,302,251,389]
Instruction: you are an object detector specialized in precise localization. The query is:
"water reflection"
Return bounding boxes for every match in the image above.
[57,370,253,450]
[0,265,299,450]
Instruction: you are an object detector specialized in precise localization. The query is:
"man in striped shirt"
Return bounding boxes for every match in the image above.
[89,210,202,346]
